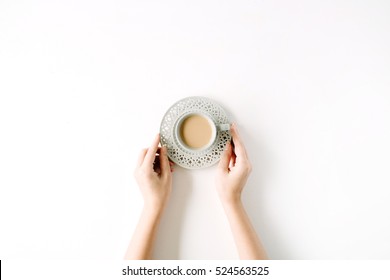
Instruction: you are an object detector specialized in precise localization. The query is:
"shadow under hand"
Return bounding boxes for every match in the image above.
[153,167,192,259]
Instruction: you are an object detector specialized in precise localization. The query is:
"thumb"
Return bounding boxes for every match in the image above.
[159,146,171,177]
[218,142,232,172]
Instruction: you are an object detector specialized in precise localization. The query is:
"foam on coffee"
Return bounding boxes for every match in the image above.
[179,114,213,149]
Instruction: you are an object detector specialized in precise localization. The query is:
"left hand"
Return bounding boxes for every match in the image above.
[134,134,174,211]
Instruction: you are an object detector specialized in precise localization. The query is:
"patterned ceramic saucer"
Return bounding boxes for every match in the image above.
[160,96,231,169]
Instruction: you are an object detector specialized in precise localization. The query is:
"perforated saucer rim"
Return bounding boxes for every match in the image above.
[160,96,231,169]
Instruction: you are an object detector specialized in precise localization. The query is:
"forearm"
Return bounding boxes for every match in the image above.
[124,205,164,260]
[222,198,267,260]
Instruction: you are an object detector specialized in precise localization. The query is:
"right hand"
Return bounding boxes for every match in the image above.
[216,124,252,204]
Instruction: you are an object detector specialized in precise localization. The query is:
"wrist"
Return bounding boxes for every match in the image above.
[143,199,167,214]
[220,197,246,219]
[219,194,242,207]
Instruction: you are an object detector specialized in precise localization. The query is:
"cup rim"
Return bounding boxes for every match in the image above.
[174,112,217,152]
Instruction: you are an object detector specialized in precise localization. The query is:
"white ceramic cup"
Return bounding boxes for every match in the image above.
[174,112,230,152]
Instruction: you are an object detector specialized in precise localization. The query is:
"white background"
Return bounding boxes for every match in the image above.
[1,0,389,259]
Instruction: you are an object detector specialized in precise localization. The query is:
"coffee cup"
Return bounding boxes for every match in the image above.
[174,112,230,152]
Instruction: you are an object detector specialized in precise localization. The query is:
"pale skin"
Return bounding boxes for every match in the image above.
[124,134,173,260]
[216,124,268,259]
[124,124,267,260]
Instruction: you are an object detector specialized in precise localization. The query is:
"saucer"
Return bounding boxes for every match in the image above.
[160,96,231,169]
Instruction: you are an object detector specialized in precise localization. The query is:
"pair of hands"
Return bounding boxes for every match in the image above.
[134,124,252,211]
[130,124,267,260]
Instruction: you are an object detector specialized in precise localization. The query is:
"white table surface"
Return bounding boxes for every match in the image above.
[1,0,390,259]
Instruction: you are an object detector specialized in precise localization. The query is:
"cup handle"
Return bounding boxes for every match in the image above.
[218,123,231,131]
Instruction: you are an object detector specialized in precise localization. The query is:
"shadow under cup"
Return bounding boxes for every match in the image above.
[175,112,217,152]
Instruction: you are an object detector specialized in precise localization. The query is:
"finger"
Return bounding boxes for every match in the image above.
[218,141,232,172]
[143,134,161,167]
[159,146,171,177]
[230,123,249,161]
[230,149,237,168]
[168,159,174,172]
[153,155,161,173]
[137,148,148,167]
